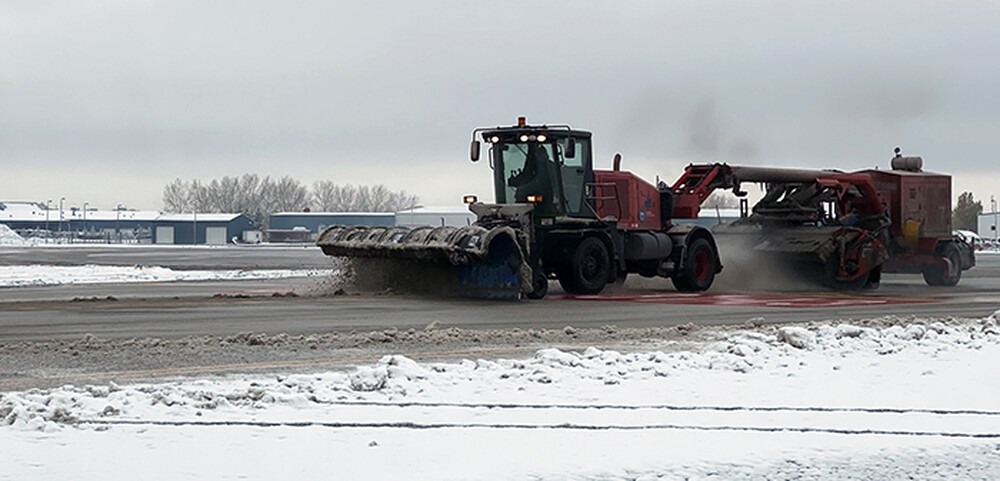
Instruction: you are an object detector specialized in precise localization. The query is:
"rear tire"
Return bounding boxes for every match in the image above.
[923,243,962,286]
[672,237,717,292]
[560,237,611,295]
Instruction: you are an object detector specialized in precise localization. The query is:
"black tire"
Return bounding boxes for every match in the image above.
[672,237,717,292]
[560,237,611,295]
[923,244,962,286]
[863,267,881,290]
[526,269,549,299]
[823,256,869,291]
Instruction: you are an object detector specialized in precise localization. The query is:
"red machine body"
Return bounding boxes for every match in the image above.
[864,168,952,254]
[592,170,661,230]
[665,154,974,289]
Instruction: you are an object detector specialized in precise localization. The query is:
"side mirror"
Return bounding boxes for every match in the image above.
[470,140,481,162]
[565,138,576,159]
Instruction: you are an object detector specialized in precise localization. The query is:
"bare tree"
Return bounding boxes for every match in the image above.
[162,178,190,213]
[270,176,311,213]
[163,175,414,230]
[310,182,418,212]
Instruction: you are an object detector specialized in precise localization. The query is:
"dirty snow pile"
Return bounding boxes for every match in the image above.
[3,314,1000,480]
[0,264,336,287]
[0,224,28,246]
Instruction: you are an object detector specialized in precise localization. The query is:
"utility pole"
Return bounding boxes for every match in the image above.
[45,199,51,234]
[992,195,997,243]
[116,204,124,243]
[59,197,65,234]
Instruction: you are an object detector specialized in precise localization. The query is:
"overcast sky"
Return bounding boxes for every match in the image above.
[3,1,999,211]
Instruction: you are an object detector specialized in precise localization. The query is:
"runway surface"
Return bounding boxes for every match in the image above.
[0,246,998,342]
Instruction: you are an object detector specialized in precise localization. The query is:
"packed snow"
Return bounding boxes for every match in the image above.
[2,314,1000,479]
[0,264,335,287]
[0,224,27,246]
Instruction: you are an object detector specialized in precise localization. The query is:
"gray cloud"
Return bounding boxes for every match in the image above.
[2,1,999,209]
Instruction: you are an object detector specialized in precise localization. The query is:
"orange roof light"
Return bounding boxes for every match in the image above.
[517,116,526,127]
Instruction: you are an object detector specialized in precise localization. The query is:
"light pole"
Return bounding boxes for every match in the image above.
[992,195,998,243]
[83,202,89,235]
[116,203,124,243]
[45,198,52,234]
[59,197,65,233]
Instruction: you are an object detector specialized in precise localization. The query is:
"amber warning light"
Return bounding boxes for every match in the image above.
[463,195,478,204]
[517,116,526,126]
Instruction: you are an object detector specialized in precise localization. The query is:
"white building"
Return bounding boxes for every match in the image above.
[395,206,476,228]
[980,211,999,241]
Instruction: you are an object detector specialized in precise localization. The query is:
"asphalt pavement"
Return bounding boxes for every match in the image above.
[0,246,998,342]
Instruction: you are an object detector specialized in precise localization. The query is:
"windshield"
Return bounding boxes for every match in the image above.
[495,142,557,206]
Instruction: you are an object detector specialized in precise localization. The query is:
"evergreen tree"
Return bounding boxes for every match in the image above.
[953,191,982,232]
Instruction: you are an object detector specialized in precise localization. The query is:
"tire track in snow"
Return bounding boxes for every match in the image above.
[76,419,1000,439]
[328,401,1000,417]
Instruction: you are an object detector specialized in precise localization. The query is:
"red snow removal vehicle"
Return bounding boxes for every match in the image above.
[318,117,723,299]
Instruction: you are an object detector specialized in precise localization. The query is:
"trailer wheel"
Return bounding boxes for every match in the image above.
[823,257,869,291]
[559,237,610,295]
[923,243,962,287]
[672,237,717,292]
[526,269,549,299]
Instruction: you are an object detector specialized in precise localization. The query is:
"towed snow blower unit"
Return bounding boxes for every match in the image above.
[671,148,975,290]
[317,117,723,299]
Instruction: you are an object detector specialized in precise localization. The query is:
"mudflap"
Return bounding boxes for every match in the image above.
[457,264,521,300]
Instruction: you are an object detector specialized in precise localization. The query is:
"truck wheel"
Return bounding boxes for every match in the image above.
[526,269,549,299]
[671,237,717,292]
[823,256,869,291]
[560,237,610,295]
[923,244,962,286]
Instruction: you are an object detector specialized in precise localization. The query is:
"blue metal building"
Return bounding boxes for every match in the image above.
[268,212,395,236]
[152,214,255,245]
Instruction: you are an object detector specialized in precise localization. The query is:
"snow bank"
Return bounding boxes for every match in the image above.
[4,317,999,431]
[4,316,1000,480]
[0,264,336,287]
[0,224,27,246]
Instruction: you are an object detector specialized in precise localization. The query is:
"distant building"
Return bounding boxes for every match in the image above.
[152,213,255,245]
[0,201,158,241]
[0,201,254,245]
[395,206,475,227]
[675,207,743,228]
[268,212,395,240]
[980,211,999,241]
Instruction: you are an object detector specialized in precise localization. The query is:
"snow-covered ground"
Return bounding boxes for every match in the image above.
[3,315,1000,480]
[0,264,335,287]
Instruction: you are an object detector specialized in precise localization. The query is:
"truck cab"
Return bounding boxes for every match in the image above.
[473,120,594,221]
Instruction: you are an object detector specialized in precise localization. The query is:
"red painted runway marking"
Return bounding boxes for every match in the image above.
[561,293,939,308]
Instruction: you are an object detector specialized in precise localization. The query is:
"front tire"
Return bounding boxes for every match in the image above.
[559,237,611,295]
[526,269,549,299]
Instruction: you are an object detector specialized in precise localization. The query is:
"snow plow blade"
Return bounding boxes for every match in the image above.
[317,225,530,299]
